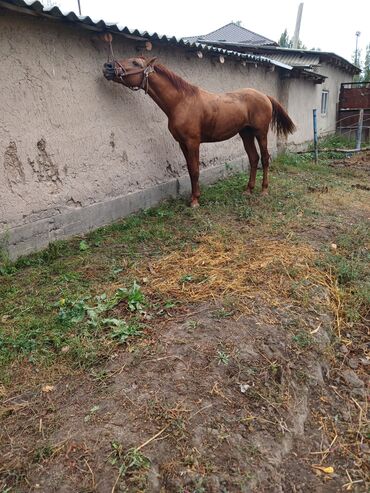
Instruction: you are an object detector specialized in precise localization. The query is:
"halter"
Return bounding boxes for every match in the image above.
[107,39,155,94]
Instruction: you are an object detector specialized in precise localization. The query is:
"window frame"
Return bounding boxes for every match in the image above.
[321,90,329,116]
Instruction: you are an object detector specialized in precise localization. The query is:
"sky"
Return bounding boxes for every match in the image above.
[48,0,370,64]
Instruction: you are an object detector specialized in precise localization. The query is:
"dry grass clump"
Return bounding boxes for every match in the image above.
[138,234,317,307]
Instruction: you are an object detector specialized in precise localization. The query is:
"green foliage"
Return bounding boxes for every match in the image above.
[278,29,291,48]
[179,274,194,284]
[363,43,370,81]
[79,240,89,251]
[104,319,142,343]
[278,28,307,49]
[292,332,313,348]
[58,283,145,328]
[217,350,230,365]
[317,134,356,150]
[122,281,146,312]
[109,442,150,487]
[352,43,370,82]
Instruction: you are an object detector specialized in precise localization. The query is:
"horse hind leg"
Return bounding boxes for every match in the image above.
[239,127,259,194]
[256,132,270,195]
[180,141,201,207]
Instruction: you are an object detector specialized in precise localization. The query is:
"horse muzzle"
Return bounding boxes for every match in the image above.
[103,62,116,80]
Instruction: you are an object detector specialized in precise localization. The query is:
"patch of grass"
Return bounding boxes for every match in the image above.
[317,134,356,150]
[316,222,370,327]
[0,282,145,381]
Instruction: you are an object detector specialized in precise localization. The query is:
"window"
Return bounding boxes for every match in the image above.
[321,90,329,115]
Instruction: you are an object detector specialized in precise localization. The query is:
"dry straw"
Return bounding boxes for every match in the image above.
[138,234,322,308]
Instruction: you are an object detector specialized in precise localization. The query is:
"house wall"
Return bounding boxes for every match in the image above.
[286,63,353,148]
[0,7,349,259]
[0,8,285,259]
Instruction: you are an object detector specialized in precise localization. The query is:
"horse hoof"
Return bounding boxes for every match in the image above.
[190,201,200,208]
[261,189,269,196]
[243,189,253,196]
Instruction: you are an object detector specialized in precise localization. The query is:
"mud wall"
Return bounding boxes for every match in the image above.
[286,64,353,148]
[0,7,314,259]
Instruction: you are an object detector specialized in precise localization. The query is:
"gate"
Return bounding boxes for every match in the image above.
[337,82,370,143]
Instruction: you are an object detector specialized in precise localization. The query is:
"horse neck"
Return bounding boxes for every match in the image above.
[146,67,193,117]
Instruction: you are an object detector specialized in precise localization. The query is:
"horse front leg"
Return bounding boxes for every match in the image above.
[180,141,201,207]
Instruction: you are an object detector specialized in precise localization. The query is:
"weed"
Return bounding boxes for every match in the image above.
[109,442,150,489]
[58,282,145,328]
[179,274,193,284]
[104,319,142,343]
[292,332,313,348]
[79,240,89,251]
[123,281,146,312]
[217,350,230,365]
[186,320,199,330]
[84,404,100,422]
[212,307,234,319]
[33,444,53,463]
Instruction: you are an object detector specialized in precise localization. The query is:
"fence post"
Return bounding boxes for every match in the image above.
[355,108,364,150]
[313,109,318,164]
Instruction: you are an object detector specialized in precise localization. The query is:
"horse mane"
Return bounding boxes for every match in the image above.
[154,63,199,96]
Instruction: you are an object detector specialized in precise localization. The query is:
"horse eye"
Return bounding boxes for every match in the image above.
[133,60,140,67]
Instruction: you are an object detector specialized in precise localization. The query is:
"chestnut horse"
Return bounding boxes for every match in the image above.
[103,56,296,207]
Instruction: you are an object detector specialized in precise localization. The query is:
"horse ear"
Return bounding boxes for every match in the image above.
[147,57,157,66]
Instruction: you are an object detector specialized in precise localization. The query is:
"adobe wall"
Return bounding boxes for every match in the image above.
[0,8,290,258]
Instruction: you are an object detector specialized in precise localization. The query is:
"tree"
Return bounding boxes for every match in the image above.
[363,43,370,81]
[279,29,292,48]
[278,28,307,49]
[352,48,362,82]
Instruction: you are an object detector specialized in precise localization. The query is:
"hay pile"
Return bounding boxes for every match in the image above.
[139,235,318,308]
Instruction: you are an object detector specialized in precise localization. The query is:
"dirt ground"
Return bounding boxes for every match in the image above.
[1,154,369,492]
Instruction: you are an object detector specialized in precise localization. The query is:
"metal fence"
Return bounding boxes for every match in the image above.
[337,81,370,144]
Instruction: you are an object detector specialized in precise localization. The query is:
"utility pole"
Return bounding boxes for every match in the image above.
[292,3,304,49]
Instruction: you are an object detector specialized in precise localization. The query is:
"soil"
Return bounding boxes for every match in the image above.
[1,299,368,492]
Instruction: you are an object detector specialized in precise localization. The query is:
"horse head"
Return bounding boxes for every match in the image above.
[103,57,157,91]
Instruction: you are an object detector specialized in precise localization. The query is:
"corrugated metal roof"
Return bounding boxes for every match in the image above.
[2,0,338,81]
[183,22,277,47]
[263,52,321,68]
[0,0,282,68]
[249,46,360,74]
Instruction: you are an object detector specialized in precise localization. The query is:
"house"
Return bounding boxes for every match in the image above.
[0,3,359,259]
[184,23,360,144]
[183,22,278,47]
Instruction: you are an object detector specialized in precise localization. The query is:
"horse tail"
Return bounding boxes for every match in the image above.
[268,96,296,138]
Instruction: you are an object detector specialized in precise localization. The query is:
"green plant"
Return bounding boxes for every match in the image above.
[79,240,89,251]
[109,442,150,486]
[57,282,145,328]
[292,332,313,348]
[217,350,230,365]
[104,319,142,343]
[33,444,53,463]
[179,274,193,284]
[122,281,146,312]
[186,320,199,330]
